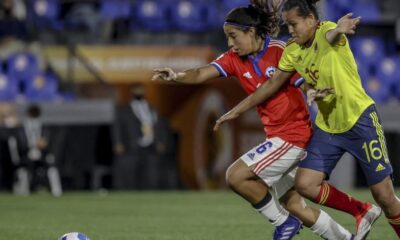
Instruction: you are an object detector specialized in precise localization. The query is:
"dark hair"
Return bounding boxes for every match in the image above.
[225,3,281,38]
[27,104,41,118]
[283,0,320,19]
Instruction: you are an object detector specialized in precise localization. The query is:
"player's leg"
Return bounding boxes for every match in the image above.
[226,138,302,239]
[370,176,400,236]
[295,125,380,239]
[347,105,400,237]
[280,187,353,240]
[226,157,291,227]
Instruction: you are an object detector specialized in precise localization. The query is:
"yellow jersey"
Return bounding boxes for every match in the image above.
[279,21,374,133]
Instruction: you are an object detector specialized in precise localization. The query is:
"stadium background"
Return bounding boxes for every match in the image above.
[0,0,399,192]
[0,0,400,239]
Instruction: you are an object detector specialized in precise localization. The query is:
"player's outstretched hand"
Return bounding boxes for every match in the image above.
[152,68,177,81]
[306,87,335,106]
[336,13,361,35]
[213,110,239,131]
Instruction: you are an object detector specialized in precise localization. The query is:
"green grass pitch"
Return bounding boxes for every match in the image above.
[0,190,398,239]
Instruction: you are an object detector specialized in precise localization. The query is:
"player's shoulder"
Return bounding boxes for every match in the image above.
[268,39,286,50]
[284,38,298,49]
[317,21,337,31]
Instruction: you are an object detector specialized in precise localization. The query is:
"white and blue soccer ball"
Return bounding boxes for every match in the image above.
[58,232,90,240]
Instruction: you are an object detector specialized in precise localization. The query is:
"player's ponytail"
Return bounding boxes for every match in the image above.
[283,0,320,19]
[251,1,282,37]
[224,1,282,38]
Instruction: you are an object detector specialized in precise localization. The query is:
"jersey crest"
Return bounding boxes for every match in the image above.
[265,66,277,78]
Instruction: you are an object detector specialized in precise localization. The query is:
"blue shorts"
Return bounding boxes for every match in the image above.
[299,104,393,186]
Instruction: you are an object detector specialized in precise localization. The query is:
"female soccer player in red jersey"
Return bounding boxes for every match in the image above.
[153,3,355,240]
[215,0,400,239]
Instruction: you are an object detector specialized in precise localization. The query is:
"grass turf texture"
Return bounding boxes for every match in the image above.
[0,190,398,239]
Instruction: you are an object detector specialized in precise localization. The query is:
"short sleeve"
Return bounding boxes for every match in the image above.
[319,21,337,36]
[278,45,296,72]
[319,21,347,46]
[210,52,235,77]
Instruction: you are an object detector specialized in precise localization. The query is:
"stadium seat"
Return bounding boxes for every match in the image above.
[170,0,215,32]
[351,37,386,69]
[352,1,381,23]
[363,75,391,104]
[132,0,170,31]
[355,58,370,83]
[376,56,400,90]
[24,73,59,101]
[222,0,248,10]
[335,0,352,9]
[323,0,346,21]
[0,73,18,101]
[27,0,62,30]
[100,0,131,20]
[6,53,40,90]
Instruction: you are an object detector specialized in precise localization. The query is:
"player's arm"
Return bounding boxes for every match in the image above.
[213,69,293,130]
[326,13,361,45]
[152,65,219,84]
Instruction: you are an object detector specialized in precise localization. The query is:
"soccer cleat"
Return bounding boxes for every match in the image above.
[273,215,302,240]
[355,204,382,240]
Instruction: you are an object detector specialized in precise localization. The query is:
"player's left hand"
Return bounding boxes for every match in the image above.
[213,110,239,131]
[307,87,335,106]
[336,13,361,35]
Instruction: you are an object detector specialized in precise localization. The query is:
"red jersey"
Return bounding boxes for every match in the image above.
[211,39,312,148]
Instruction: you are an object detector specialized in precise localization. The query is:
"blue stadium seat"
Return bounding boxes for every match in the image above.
[376,56,400,90]
[27,0,62,30]
[222,0,248,10]
[170,0,215,32]
[363,76,391,104]
[24,73,59,101]
[324,0,346,21]
[351,37,386,69]
[352,1,380,23]
[335,0,352,9]
[355,57,370,83]
[6,53,39,89]
[132,0,170,31]
[0,73,18,101]
[396,81,400,101]
[100,0,131,20]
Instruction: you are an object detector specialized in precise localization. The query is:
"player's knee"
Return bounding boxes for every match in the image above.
[294,178,314,198]
[225,166,240,190]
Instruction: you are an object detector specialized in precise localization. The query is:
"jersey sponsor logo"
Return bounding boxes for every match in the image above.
[265,66,277,78]
[243,72,253,79]
[256,141,273,154]
[376,163,386,172]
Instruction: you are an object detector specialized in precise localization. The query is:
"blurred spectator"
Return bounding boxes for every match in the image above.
[0,103,19,190]
[112,84,178,190]
[62,2,108,43]
[11,104,62,196]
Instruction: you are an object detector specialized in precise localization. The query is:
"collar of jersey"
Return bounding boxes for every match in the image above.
[248,37,270,77]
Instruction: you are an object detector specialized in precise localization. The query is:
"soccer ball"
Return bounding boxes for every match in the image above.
[58,232,90,240]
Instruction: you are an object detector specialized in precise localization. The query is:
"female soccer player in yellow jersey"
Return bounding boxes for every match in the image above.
[215,0,400,238]
[153,2,357,239]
